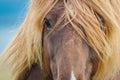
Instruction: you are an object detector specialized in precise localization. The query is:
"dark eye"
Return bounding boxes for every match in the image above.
[44,18,52,29]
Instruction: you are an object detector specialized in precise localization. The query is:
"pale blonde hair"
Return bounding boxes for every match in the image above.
[1,0,120,80]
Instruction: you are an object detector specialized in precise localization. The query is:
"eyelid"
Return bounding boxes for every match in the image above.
[44,18,52,29]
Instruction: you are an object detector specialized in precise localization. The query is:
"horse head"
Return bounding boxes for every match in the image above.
[1,0,120,80]
[43,1,97,80]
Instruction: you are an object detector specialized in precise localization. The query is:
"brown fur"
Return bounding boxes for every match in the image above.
[1,0,120,80]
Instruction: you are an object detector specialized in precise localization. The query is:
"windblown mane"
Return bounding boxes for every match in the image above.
[1,0,120,80]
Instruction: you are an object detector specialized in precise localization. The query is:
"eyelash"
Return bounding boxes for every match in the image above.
[44,18,52,29]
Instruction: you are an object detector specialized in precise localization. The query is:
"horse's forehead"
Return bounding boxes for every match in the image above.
[47,1,64,18]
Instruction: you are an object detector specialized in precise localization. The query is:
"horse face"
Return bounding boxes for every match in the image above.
[43,1,93,80]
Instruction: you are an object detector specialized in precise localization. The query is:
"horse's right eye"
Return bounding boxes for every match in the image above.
[44,18,52,29]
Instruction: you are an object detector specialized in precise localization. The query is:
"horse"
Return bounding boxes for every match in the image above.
[1,0,120,80]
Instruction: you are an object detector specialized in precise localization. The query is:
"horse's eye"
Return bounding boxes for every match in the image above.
[44,18,52,29]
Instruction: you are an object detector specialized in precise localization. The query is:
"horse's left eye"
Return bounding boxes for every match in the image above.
[44,18,52,29]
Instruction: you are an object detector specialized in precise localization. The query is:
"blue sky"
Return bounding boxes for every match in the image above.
[0,0,29,53]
